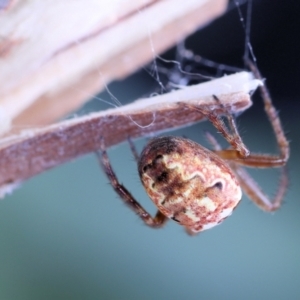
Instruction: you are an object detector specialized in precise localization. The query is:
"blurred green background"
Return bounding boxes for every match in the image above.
[1,1,299,299]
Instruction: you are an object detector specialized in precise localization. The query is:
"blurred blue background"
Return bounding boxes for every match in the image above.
[0,1,299,299]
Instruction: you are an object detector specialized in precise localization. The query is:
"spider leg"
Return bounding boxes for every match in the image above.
[212,94,246,152]
[232,165,288,212]
[206,132,288,212]
[204,131,222,151]
[96,138,168,228]
[213,60,290,169]
[246,59,290,164]
[206,131,286,167]
[214,150,287,168]
[180,99,250,157]
[127,137,139,162]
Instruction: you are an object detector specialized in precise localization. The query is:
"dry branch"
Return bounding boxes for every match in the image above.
[0,72,261,197]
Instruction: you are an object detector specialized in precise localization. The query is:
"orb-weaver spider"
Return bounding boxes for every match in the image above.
[97,64,289,235]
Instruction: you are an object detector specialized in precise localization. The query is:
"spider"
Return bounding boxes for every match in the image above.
[97,63,290,235]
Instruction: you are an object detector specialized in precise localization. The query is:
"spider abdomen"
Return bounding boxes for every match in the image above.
[138,136,242,233]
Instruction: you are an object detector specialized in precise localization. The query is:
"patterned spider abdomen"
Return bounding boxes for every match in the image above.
[138,136,242,233]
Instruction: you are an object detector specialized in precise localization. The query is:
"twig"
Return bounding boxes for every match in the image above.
[0,72,260,196]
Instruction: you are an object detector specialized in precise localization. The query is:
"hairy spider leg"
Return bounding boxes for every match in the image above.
[180,97,250,158]
[97,137,167,228]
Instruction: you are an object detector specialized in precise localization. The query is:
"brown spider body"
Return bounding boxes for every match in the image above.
[98,63,289,235]
[138,136,242,233]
